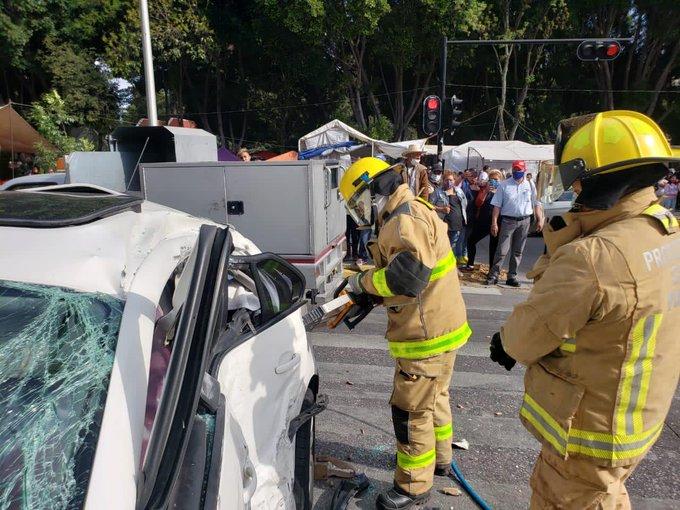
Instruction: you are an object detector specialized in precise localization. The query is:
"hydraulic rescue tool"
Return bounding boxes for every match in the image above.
[302,277,381,331]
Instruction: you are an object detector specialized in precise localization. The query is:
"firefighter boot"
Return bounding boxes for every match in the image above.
[375,486,431,510]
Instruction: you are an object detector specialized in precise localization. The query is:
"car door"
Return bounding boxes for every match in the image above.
[209,253,311,509]
[137,224,246,510]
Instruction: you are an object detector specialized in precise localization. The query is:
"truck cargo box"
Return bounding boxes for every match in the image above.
[140,160,346,301]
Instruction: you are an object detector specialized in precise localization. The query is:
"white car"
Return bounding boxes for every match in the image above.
[541,190,576,222]
[0,185,320,510]
[0,172,66,190]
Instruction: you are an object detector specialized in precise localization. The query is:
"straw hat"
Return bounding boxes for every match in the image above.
[401,144,424,157]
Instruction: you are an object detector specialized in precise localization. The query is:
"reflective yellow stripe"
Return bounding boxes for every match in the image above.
[568,422,663,461]
[373,251,454,297]
[642,204,678,231]
[430,251,455,281]
[396,449,436,470]
[560,338,576,353]
[631,314,662,434]
[616,314,663,436]
[522,391,663,462]
[372,268,394,297]
[434,423,453,442]
[521,394,567,455]
[388,322,472,359]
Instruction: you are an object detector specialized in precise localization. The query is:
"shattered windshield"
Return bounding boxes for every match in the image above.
[0,280,123,509]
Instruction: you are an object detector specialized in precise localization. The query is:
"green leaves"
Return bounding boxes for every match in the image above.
[29,90,94,171]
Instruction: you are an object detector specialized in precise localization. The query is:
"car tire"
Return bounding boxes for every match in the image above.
[294,388,315,510]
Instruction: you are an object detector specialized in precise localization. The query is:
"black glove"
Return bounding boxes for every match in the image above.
[335,276,381,330]
[490,332,516,371]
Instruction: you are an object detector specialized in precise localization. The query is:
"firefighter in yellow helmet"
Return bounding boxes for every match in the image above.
[338,157,471,509]
[489,110,680,508]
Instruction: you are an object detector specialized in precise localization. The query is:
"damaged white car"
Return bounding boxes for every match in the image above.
[0,185,321,510]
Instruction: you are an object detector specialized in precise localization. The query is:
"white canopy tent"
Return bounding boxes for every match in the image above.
[298,119,430,160]
[442,140,553,173]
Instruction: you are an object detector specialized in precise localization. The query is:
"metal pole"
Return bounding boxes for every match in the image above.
[437,36,447,162]
[139,0,158,126]
[9,100,15,178]
[446,37,634,46]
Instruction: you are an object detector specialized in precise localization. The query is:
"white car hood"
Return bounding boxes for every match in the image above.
[0,201,259,298]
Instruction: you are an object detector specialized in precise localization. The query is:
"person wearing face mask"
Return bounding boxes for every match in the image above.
[338,157,471,510]
[490,110,680,509]
[486,160,544,286]
[427,163,449,219]
[400,144,430,199]
[463,169,503,271]
[437,170,466,256]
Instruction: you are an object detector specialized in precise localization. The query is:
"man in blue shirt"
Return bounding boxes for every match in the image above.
[486,160,544,286]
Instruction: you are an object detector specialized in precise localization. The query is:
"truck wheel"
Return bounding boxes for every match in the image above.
[294,388,315,510]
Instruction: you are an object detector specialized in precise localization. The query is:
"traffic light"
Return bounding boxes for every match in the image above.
[422,95,441,136]
[577,40,622,61]
[450,95,463,130]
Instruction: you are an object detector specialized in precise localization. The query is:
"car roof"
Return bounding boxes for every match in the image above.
[0,185,260,297]
[0,172,66,190]
[0,186,142,228]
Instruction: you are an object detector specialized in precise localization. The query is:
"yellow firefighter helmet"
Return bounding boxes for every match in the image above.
[542,110,680,202]
[339,157,392,226]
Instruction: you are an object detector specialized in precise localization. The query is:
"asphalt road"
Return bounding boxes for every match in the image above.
[310,260,680,509]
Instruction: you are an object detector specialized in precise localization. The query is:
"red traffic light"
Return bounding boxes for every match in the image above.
[426,97,440,110]
[422,95,442,136]
[577,40,623,61]
[605,42,620,58]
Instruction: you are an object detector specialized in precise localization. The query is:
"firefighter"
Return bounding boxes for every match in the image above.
[490,110,680,508]
[338,157,471,509]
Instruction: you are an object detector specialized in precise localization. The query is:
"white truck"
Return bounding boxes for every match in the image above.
[140,160,346,303]
[65,126,346,302]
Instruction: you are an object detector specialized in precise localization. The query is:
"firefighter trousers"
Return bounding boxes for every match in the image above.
[390,350,456,495]
[529,447,640,509]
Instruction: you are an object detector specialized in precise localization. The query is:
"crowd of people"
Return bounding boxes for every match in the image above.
[345,147,542,287]
[657,172,679,210]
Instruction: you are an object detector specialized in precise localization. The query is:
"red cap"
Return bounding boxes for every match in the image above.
[511,160,526,171]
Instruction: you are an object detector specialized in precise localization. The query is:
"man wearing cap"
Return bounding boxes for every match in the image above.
[487,160,544,286]
[400,144,429,199]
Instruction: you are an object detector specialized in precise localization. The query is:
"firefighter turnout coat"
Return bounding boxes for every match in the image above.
[358,183,470,358]
[502,188,680,467]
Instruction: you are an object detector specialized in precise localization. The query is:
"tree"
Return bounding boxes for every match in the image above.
[29,90,94,171]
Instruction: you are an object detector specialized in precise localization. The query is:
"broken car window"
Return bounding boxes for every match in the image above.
[0,280,123,509]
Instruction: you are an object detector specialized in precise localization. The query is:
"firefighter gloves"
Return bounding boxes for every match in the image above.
[490,332,516,371]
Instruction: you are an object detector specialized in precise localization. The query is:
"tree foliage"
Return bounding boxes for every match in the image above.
[1,0,679,153]
[29,90,94,170]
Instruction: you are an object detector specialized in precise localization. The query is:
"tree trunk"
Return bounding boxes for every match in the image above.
[393,64,404,139]
[508,45,543,140]
[215,72,226,148]
[494,45,512,141]
[646,38,680,116]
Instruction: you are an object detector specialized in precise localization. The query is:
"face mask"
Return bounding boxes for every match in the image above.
[512,170,525,181]
[443,181,453,190]
[410,158,420,166]
[430,173,442,184]
[489,178,498,187]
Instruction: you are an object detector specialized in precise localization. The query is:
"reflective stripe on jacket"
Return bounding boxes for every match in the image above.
[360,184,470,359]
[502,188,680,467]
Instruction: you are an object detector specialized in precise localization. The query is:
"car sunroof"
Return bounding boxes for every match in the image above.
[0,190,142,228]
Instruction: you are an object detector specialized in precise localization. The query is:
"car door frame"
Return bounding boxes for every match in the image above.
[137,224,232,510]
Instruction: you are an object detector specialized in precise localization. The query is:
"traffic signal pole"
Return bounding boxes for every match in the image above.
[438,36,447,162]
[436,36,634,161]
